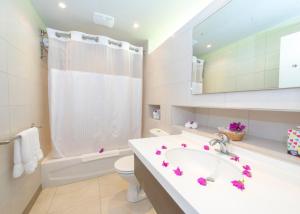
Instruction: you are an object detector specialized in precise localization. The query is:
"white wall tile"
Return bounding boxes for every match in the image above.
[0,38,7,72]
[0,72,9,106]
[0,1,50,214]
[10,106,31,135]
[8,75,28,106]
[0,106,10,139]
[207,109,249,131]
[7,46,26,77]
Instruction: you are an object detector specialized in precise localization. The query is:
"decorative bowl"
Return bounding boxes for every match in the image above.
[218,127,245,141]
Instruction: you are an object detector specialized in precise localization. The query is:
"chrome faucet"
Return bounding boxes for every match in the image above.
[209,133,230,155]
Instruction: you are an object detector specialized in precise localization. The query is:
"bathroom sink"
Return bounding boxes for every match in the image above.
[165,148,242,182]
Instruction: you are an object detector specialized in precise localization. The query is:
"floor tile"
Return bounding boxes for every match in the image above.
[101,190,155,214]
[29,187,57,214]
[49,196,101,214]
[48,178,100,214]
[98,173,128,198]
[30,173,156,214]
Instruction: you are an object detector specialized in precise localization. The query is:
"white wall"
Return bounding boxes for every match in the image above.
[0,0,51,213]
[143,0,300,137]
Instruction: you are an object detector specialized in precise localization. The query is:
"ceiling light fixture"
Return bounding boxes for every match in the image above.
[58,2,67,9]
[133,22,139,29]
[206,44,212,48]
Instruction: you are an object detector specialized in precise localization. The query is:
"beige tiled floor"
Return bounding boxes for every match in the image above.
[30,173,156,214]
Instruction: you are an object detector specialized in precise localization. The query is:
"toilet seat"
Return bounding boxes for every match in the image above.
[114,155,134,174]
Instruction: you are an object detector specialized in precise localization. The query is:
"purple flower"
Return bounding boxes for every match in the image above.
[243,165,251,171]
[229,122,246,132]
[155,150,161,155]
[181,143,187,148]
[231,180,245,191]
[98,148,104,153]
[161,145,167,150]
[197,177,207,186]
[162,161,169,167]
[230,156,240,162]
[173,167,183,176]
[242,170,252,178]
[203,145,210,151]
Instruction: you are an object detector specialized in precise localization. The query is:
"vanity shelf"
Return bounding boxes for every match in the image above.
[173,105,300,113]
[172,125,300,166]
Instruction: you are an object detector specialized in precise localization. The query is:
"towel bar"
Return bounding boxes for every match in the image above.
[0,123,42,145]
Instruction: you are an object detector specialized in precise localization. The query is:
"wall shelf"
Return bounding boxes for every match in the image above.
[170,105,300,166]
[148,104,161,120]
[172,104,300,113]
[172,125,300,166]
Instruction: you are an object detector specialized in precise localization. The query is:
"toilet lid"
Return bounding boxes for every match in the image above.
[114,155,134,173]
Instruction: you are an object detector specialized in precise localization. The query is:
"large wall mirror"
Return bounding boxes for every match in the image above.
[192,0,300,94]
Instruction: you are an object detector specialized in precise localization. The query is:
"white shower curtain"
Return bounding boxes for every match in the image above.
[47,28,143,158]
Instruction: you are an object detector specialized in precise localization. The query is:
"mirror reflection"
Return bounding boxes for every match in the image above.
[192,0,300,94]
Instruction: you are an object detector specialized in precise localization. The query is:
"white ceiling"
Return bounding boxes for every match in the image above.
[31,0,214,52]
[193,0,300,56]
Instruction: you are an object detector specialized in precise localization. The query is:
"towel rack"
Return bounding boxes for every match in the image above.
[0,123,42,145]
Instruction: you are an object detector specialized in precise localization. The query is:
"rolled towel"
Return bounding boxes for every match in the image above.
[184,121,198,129]
[191,122,198,129]
[185,122,192,128]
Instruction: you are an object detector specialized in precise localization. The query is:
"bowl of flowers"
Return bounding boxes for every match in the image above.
[219,122,246,141]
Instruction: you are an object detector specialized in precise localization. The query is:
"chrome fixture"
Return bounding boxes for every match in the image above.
[40,29,48,59]
[0,123,42,145]
[209,133,230,155]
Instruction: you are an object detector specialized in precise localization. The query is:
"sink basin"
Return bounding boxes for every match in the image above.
[165,148,242,182]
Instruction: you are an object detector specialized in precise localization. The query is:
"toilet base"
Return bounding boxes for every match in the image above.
[127,183,147,202]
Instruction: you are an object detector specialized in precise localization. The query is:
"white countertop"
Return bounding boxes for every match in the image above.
[129,131,300,214]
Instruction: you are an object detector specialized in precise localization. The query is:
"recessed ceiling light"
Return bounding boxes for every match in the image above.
[206,44,212,48]
[133,22,139,29]
[58,2,67,9]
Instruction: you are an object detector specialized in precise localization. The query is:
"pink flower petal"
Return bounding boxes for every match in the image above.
[162,161,169,167]
[242,170,252,178]
[243,165,251,171]
[161,145,167,150]
[173,167,183,176]
[155,150,161,155]
[98,148,104,153]
[230,156,240,162]
[203,145,210,151]
[231,180,245,191]
[197,177,207,186]
[181,143,187,148]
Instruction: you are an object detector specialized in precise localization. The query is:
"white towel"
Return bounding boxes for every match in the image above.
[13,127,44,178]
[185,122,192,128]
[191,122,198,129]
[13,138,24,178]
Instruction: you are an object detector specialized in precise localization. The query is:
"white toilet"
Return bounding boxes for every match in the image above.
[114,155,146,202]
[114,129,169,202]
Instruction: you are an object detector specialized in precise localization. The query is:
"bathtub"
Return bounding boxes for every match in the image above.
[41,148,132,187]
